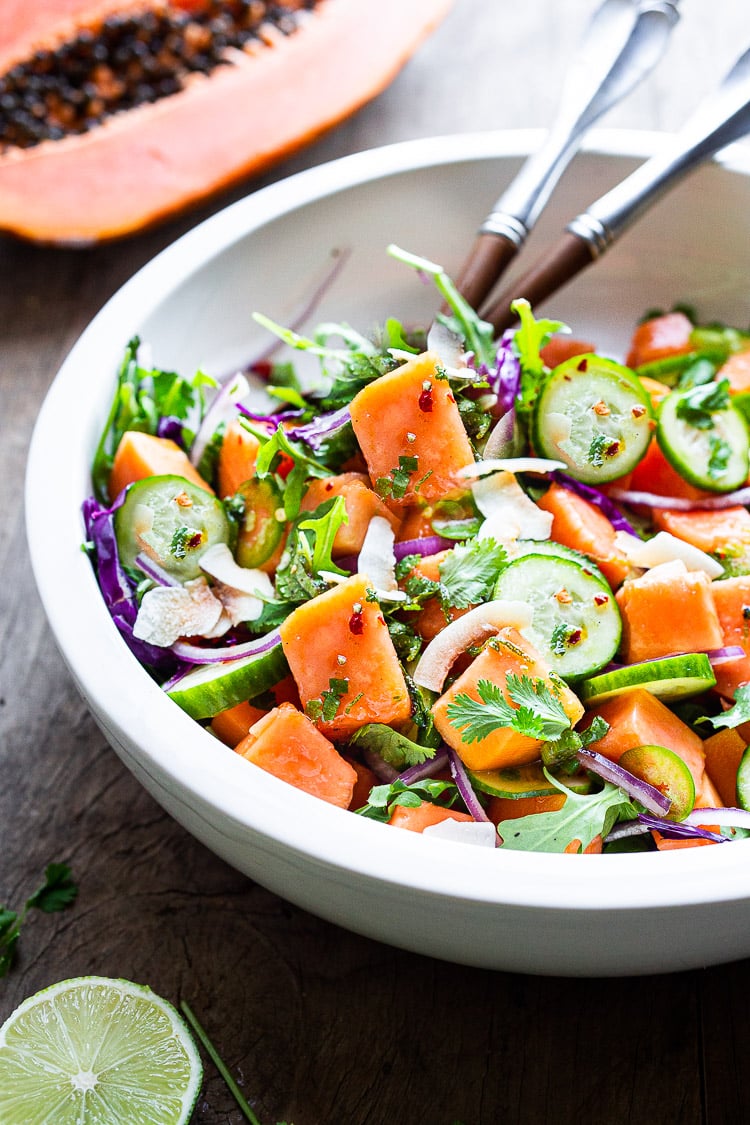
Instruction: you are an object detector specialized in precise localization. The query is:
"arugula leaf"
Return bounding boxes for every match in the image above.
[699,683,750,730]
[510,299,568,416]
[252,424,331,520]
[298,495,349,575]
[675,377,731,429]
[446,673,571,745]
[356,778,458,823]
[496,774,636,853]
[0,863,78,977]
[91,338,210,503]
[437,538,507,609]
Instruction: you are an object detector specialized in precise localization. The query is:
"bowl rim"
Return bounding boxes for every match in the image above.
[26,127,750,917]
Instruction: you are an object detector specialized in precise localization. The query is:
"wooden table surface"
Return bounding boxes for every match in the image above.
[3,2,750,1122]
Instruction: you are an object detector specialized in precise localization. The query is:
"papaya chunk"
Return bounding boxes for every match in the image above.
[108,430,212,501]
[628,438,711,502]
[615,563,723,664]
[217,419,261,500]
[299,472,401,556]
[388,801,475,833]
[431,627,584,772]
[235,703,356,808]
[536,480,631,589]
[349,351,474,506]
[653,507,750,558]
[702,728,746,808]
[583,687,705,788]
[210,700,267,748]
[625,312,694,368]
[718,347,750,395]
[279,574,411,738]
[710,575,750,699]
[539,337,595,368]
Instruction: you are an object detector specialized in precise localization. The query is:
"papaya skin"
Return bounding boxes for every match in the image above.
[0,0,453,243]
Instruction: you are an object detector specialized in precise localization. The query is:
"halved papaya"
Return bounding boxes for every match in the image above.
[0,0,452,244]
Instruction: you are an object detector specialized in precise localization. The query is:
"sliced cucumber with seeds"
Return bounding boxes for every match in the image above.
[533,354,653,484]
[579,653,716,706]
[167,643,288,720]
[736,744,750,812]
[657,383,750,492]
[468,762,593,799]
[619,744,695,822]
[508,538,607,584]
[493,554,621,680]
[115,474,231,581]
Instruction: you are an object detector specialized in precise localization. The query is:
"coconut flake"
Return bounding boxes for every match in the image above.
[199,543,274,597]
[358,516,398,593]
[133,577,223,647]
[422,820,498,847]
[471,470,553,543]
[614,532,724,579]
[413,599,533,692]
[458,458,566,478]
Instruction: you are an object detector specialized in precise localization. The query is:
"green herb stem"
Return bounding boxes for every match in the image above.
[180,1000,263,1125]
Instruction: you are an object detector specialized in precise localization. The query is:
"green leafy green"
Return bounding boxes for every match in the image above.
[698,683,750,730]
[437,538,506,609]
[446,673,571,745]
[348,724,436,772]
[298,495,349,575]
[91,338,211,503]
[674,377,731,429]
[356,778,458,823]
[0,863,78,977]
[496,774,636,853]
[375,454,420,500]
[511,299,568,416]
[707,434,732,480]
[541,715,609,769]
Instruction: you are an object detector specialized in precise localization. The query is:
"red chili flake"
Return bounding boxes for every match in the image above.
[250,360,273,380]
[605,441,621,458]
[632,404,647,418]
[419,387,434,412]
[567,628,583,646]
[593,593,609,607]
[324,482,334,492]
[577,358,589,372]
[348,609,365,635]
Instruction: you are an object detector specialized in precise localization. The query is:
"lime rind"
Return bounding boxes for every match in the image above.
[0,976,202,1125]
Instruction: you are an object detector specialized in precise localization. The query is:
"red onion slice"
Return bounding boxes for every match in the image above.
[398,747,450,785]
[636,813,727,843]
[576,747,671,816]
[171,628,281,664]
[134,553,180,588]
[705,646,746,665]
[608,486,750,511]
[683,806,750,830]
[393,535,453,562]
[446,748,493,825]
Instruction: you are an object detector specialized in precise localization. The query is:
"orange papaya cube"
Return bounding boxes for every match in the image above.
[638,375,671,410]
[583,687,705,787]
[653,507,750,558]
[651,829,719,851]
[431,627,584,772]
[615,564,723,664]
[236,704,356,808]
[539,337,595,368]
[279,574,411,738]
[486,792,566,824]
[711,575,750,650]
[388,800,475,833]
[210,700,268,748]
[108,430,213,502]
[217,419,261,499]
[404,550,471,642]
[299,472,401,555]
[625,311,694,368]
[536,480,631,589]
[397,502,436,542]
[628,438,711,503]
[695,766,725,810]
[702,728,746,807]
[349,350,474,505]
[347,758,380,811]
[713,655,750,701]
[718,347,750,395]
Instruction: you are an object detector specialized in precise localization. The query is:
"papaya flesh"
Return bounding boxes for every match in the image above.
[0,0,453,244]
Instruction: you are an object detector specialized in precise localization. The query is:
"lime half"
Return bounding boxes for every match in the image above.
[0,976,202,1124]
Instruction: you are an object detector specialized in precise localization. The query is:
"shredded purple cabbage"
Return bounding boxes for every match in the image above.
[285,406,352,452]
[156,416,187,446]
[551,472,637,536]
[82,494,178,674]
[490,330,521,414]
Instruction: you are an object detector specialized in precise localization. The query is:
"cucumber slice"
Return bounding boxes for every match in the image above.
[532,354,652,484]
[657,384,750,492]
[115,474,231,581]
[493,554,621,680]
[619,744,695,822]
[468,762,593,799]
[166,643,289,720]
[736,744,750,811]
[508,538,607,584]
[579,653,716,705]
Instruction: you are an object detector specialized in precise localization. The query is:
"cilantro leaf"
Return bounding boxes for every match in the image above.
[348,724,436,772]
[375,455,420,500]
[699,683,750,730]
[0,863,78,977]
[496,775,636,853]
[356,778,458,823]
[707,434,732,480]
[541,714,610,769]
[446,673,571,745]
[437,538,507,609]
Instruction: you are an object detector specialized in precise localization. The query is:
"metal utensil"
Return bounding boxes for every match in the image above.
[483,43,750,331]
[453,0,680,311]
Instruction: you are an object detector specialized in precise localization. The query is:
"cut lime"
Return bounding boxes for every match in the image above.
[0,976,202,1124]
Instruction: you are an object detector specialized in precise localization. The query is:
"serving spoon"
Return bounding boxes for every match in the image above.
[482,42,750,331]
[453,0,680,312]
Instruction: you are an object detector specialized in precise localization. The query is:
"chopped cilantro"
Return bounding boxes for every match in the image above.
[305,677,349,723]
[707,434,732,480]
[375,455,420,500]
[674,377,731,429]
[587,432,608,468]
[170,525,203,560]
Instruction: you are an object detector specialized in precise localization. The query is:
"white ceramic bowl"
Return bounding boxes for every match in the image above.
[27,129,750,977]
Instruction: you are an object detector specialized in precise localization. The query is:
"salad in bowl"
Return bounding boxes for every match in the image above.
[82,242,750,857]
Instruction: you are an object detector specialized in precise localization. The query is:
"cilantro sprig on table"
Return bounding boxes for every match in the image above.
[1,863,78,978]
